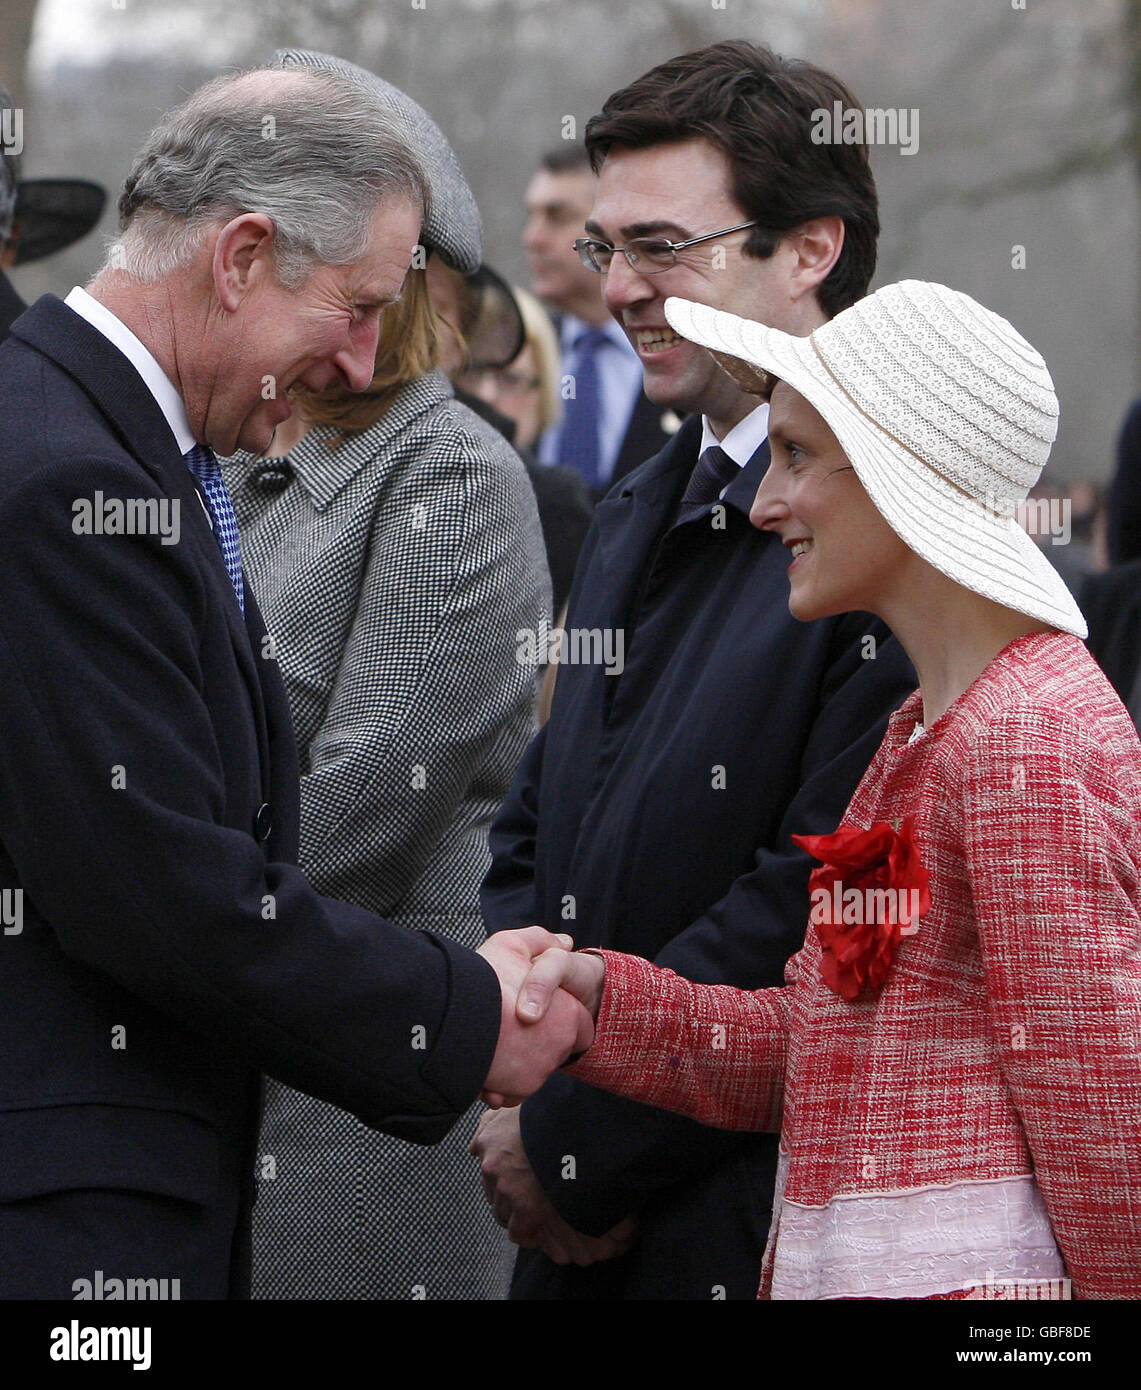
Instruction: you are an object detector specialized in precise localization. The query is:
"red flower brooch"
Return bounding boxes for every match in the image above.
[792,816,932,1001]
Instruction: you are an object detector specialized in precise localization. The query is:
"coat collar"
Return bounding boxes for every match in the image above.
[11,295,188,484]
[235,369,456,512]
[601,413,770,509]
[592,408,772,544]
[591,416,771,586]
[10,296,224,576]
[723,435,771,514]
[0,268,25,340]
[10,294,270,766]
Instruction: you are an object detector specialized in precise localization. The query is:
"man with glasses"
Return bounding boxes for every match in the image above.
[475,40,916,1300]
[523,144,673,497]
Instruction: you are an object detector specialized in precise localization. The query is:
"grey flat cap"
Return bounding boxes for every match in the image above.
[270,48,482,274]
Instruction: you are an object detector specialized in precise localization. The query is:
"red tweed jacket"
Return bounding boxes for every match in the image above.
[569,633,1141,1299]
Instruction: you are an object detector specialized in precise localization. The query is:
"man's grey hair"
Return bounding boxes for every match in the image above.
[107,66,430,287]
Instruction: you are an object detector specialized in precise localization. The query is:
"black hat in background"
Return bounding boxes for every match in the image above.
[1,80,105,263]
[12,178,106,264]
[462,263,525,371]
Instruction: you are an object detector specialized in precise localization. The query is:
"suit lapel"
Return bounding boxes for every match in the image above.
[611,390,677,486]
[12,296,274,794]
[0,270,25,342]
[241,585,296,842]
[590,416,703,627]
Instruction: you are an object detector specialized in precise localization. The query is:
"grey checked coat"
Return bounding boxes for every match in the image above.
[223,370,550,1298]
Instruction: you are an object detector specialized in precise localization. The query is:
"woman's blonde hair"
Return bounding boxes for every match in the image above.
[293,266,440,435]
[513,284,562,437]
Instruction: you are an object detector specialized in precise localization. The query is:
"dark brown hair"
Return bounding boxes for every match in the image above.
[584,40,878,317]
[538,144,591,177]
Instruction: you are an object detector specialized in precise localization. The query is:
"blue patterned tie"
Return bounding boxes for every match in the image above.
[184,444,245,613]
[557,327,607,490]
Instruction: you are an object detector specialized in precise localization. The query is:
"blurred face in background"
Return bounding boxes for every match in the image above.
[462,343,545,451]
[523,167,608,325]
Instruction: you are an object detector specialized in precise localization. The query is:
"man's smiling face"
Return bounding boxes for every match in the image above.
[588,139,801,428]
[203,196,421,456]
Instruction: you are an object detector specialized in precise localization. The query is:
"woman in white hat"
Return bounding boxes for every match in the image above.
[505,280,1141,1299]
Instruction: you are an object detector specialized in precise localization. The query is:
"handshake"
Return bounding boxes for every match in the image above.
[476,927,606,1107]
[471,930,634,1267]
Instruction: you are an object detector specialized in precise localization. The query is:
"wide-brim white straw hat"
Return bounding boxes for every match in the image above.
[663,281,1087,638]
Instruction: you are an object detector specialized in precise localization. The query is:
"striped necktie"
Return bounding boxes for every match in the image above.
[675,444,739,526]
[184,443,245,613]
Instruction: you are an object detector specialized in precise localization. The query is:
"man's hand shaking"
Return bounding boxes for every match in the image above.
[477,928,599,1108]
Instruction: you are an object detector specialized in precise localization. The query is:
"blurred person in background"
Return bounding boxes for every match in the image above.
[223,49,550,1300]
[1083,392,1141,725]
[1082,554,1141,731]
[1080,472,1140,731]
[524,143,675,496]
[457,281,593,623]
[1106,396,1141,565]
[0,79,104,341]
[460,283,561,456]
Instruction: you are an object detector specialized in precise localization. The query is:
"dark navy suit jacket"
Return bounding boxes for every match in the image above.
[482,414,916,1299]
[0,296,501,1297]
[610,387,673,491]
[0,269,25,343]
[1108,398,1141,566]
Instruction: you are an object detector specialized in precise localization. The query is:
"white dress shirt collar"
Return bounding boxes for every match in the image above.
[700,400,770,469]
[64,286,197,456]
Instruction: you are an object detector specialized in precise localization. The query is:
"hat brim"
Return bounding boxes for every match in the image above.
[663,296,1088,639]
[13,180,106,264]
[462,263,525,370]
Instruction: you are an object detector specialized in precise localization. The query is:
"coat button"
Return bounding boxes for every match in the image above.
[252,461,293,493]
[254,803,273,842]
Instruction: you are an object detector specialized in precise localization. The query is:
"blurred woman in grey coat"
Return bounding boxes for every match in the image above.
[222,50,550,1299]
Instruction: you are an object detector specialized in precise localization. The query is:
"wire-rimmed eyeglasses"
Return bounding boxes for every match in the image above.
[574,220,760,274]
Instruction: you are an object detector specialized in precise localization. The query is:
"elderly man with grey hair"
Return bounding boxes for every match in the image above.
[0,64,589,1299]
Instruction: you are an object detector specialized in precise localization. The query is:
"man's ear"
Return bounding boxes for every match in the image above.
[212,213,276,312]
[787,216,845,300]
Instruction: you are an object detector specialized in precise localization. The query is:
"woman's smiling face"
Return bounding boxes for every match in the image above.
[749,381,912,623]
